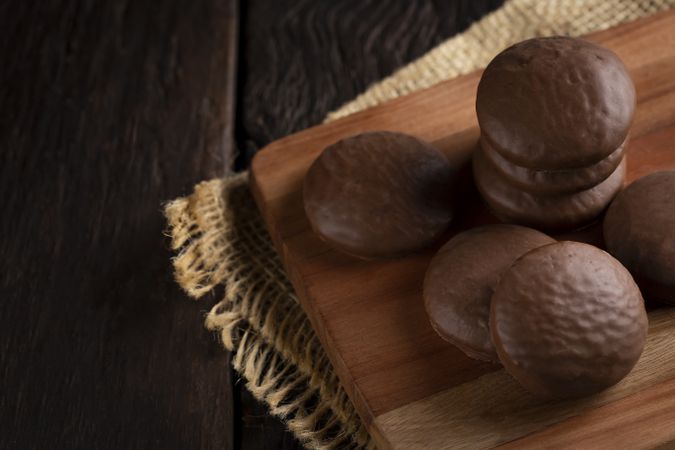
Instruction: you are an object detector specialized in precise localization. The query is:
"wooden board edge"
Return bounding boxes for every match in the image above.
[496,377,675,449]
[372,309,675,450]
[249,69,481,173]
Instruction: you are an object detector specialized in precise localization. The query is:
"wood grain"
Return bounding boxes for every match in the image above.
[376,309,675,450]
[496,378,675,449]
[237,0,505,168]
[250,10,675,449]
[0,1,237,448]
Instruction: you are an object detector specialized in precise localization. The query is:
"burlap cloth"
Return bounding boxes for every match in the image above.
[164,1,675,448]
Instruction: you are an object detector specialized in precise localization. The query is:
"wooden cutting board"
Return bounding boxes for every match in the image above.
[250,10,675,450]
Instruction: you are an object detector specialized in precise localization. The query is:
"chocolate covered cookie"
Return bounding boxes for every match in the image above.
[303,131,454,259]
[423,225,554,362]
[476,37,635,170]
[481,134,626,195]
[473,144,625,231]
[604,170,675,304]
[491,241,647,399]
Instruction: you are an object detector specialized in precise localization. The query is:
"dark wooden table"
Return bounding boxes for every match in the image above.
[1,1,502,448]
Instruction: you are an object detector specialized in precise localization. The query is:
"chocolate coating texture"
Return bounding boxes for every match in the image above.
[481,134,626,195]
[473,143,625,231]
[303,131,454,259]
[604,170,675,304]
[477,37,635,170]
[424,225,554,362]
[491,241,648,399]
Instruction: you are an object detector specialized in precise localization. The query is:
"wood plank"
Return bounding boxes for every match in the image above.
[374,309,675,450]
[237,0,506,167]
[497,378,675,449]
[0,1,238,448]
[250,9,675,450]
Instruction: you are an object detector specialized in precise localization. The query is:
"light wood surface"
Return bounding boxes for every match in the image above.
[250,10,675,449]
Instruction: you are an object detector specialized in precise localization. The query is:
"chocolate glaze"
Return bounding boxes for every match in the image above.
[491,241,647,399]
[604,170,675,304]
[476,37,635,170]
[423,225,554,362]
[481,134,626,195]
[473,144,625,231]
[303,131,454,259]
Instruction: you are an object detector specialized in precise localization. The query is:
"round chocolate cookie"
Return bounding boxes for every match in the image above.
[481,134,626,195]
[491,241,647,399]
[423,225,554,362]
[604,170,675,304]
[303,131,454,259]
[477,37,635,170]
[473,144,625,231]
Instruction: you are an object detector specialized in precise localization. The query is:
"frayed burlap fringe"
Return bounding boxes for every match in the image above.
[165,1,673,448]
[165,174,375,450]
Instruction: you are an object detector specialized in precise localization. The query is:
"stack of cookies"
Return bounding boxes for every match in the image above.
[473,37,636,231]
